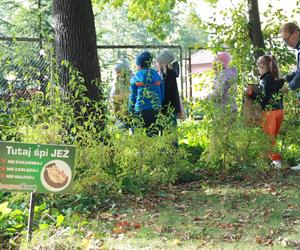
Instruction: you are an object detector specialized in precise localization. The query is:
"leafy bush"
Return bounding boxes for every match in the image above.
[279,93,300,165]
[0,199,66,247]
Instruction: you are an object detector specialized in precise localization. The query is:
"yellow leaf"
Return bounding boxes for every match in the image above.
[172,239,182,246]
[0,202,12,216]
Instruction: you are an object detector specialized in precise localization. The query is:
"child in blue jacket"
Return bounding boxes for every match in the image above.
[128,51,164,136]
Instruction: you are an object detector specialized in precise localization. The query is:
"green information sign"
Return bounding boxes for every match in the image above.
[0,141,75,193]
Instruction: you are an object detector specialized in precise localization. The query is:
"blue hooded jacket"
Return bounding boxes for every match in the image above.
[128,68,164,113]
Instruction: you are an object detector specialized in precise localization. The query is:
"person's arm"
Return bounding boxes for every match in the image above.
[172,74,182,113]
[287,68,300,90]
[285,71,296,82]
[128,80,137,114]
[160,80,165,104]
[246,86,259,99]
[273,78,285,91]
[152,69,164,104]
[110,83,116,103]
[211,78,223,99]
[158,73,164,104]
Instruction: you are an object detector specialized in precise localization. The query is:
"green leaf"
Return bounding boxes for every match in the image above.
[0,202,12,216]
[13,223,24,229]
[56,214,65,227]
[39,223,49,230]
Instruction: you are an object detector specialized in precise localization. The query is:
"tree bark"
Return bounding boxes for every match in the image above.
[53,0,101,101]
[247,0,265,59]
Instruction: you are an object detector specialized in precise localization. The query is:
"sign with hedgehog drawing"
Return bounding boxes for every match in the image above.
[0,141,75,193]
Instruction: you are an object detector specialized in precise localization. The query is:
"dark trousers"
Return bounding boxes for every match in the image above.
[135,109,159,136]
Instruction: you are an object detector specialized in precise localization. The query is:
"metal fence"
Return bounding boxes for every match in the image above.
[0,40,194,104]
[0,37,50,100]
[0,41,212,117]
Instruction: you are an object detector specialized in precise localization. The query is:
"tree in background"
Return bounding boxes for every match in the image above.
[247,0,265,59]
[0,0,52,37]
[53,0,101,102]
[190,0,299,76]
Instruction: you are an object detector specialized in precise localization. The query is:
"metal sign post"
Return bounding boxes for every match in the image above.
[27,192,36,243]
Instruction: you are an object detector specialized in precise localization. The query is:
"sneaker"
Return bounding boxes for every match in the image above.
[272,160,282,169]
[291,163,300,171]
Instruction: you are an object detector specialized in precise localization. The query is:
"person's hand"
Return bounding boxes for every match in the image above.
[245,86,253,97]
[178,111,185,120]
[280,85,289,94]
[278,77,287,82]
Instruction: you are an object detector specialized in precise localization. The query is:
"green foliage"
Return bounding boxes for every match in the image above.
[279,93,300,164]
[0,48,192,198]
[0,0,52,37]
[190,1,297,78]
[187,0,300,170]
[1,2,300,247]
[190,99,271,172]
[73,112,190,196]
[0,199,66,246]
[94,0,193,40]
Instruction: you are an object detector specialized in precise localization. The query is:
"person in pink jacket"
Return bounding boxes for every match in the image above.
[209,51,238,113]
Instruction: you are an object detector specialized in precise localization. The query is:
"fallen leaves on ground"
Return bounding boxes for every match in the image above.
[82,232,104,250]
[255,235,273,245]
[111,220,141,236]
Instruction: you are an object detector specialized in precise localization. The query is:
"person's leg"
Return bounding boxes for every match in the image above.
[141,109,159,136]
[272,109,284,163]
[170,112,179,147]
[261,110,281,162]
[261,111,276,143]
[274,109,284,136]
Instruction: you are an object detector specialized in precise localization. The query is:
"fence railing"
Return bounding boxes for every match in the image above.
[0,37,50,101]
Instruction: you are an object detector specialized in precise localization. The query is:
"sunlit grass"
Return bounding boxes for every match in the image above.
[18,174,300,249]
[103,175,300,249]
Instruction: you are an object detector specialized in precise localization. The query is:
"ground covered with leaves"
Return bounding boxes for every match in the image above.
[14,170,300,250]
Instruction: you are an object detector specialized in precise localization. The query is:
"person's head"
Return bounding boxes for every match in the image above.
[114,58,130,78]
[136,51,153,69]
[257,55,279,78]
[215,51,231,69]
[156,49,175,69]
[280,22,300,48]
[114,63,125,78]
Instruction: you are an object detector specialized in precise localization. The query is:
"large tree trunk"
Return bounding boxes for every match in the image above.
[53,0,101,102]
[247,0,265,59]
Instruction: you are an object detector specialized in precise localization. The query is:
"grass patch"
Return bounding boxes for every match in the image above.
[9,173,300,249]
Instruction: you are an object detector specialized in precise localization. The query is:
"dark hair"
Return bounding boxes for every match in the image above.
[280,22,300,34]
[258,55,279,79]
[136,51,153,68]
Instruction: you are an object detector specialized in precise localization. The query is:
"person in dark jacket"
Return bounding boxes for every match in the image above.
[156,49,184,128]
[247,55,285,168]
[128,51,163,136]
[280,22,300,99]
[280,22,300,170]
